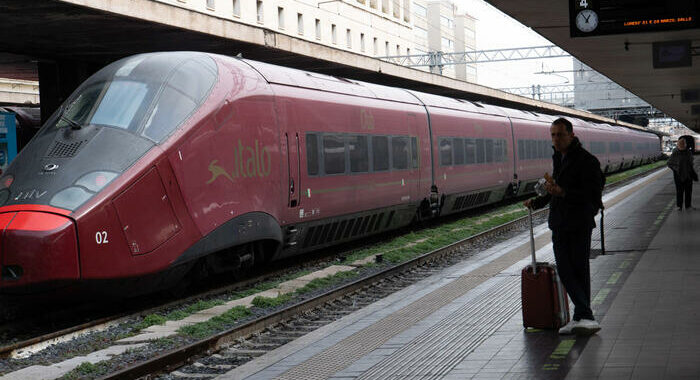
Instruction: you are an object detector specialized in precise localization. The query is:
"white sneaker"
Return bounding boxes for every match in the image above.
[558,319,578,335]
[572,319,601,336]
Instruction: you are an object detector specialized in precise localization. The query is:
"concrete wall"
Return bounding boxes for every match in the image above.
[0,79,39,106]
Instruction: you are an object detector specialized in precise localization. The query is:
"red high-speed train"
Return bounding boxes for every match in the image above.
[0,52,660,294]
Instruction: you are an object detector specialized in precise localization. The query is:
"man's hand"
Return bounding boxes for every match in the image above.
[523,199,533,209]
[543,173,565,197]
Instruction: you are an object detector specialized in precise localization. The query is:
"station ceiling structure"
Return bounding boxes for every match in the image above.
[0,0,681,133]
[485,0,700,131]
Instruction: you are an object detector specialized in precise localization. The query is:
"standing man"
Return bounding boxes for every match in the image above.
[667,137,697,211]
[524,117,604,336]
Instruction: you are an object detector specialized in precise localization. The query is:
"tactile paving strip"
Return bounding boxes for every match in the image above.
[356,275,522,379]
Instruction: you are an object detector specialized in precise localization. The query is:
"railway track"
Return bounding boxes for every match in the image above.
[0,163,666,379]
[106,205,549,380]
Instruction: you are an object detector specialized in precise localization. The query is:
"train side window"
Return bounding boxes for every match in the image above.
[476,139,485,163]
[306,133,319,175]
[517,140,524,160]
[440,138,453,166]
[323,134,346,174]
[538,140,546,158]
[349,135,369,173]
[465,138,476,164]
[527,140,535,160]
[502,139,508,161]
[372,135,389,171]
[493,140,503,163]
[411,137,419,168]
[392,136,409,170]
[453,138,465,165]
[485,139,494,163]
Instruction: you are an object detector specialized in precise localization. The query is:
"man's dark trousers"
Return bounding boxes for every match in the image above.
[673,172,693,208]
[552,228,594,321]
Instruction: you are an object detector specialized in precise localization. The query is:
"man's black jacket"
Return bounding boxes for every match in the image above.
[531,137,604,231]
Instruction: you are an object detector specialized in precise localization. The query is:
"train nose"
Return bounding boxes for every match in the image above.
[0,211,79,289]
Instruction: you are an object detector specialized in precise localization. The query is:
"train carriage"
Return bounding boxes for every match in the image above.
[0,52,662,295]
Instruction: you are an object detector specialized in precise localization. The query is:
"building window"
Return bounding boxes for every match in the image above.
[297,13,304,35]
[373,37,378,55]
[406,48,410,55]
[370,0,377,9]
[382,0,389,13]
[392,0,400,18]
[332,24,337,44]
[403,0,410,22]
[206,0,215,9]
[441,15,453,29]
[315,19,321,40]
[385,41,390,55]
[396,44,400,55]
[465,27,475,40]
[278,7,285,29]
[346,29,352,48]
[414,26,427,39]
[414,2,426,17]
[257,0,264,23]
[232,0,240,16]
[360,33,365,52]
[441,37,454,51]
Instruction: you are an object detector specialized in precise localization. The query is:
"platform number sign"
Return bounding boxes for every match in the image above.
[571,0,598,36]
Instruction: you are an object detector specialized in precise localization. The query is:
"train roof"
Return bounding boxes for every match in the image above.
[489,106,554,123]
[241,59,421,105]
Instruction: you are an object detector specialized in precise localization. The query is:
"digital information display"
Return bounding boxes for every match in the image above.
[570,0,699,38]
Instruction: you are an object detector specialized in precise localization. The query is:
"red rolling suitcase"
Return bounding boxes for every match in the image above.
[521,208,570,329]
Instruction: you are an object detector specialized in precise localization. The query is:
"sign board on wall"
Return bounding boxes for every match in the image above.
[570,0,699,38]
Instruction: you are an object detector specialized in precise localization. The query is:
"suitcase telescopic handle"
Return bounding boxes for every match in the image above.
[528,207,537,275]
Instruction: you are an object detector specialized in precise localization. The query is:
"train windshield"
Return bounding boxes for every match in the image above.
[0,53,219,212]
[51,52,217,142]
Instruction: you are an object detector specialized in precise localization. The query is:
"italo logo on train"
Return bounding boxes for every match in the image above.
[207,139,272,184]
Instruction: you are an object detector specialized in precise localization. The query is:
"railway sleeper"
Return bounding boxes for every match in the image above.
[253,336,296,345]
[171,370,218,378]
[177,364,229,374]
[238,342,280,351]
[221,348,268,357]
[192,362,236,370]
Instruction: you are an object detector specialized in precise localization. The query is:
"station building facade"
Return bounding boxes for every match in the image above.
[155,0,477,81]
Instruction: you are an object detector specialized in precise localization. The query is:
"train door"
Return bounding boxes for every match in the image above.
[285,132,301,208]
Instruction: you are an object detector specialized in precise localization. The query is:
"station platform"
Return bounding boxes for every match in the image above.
[217,167,699,380]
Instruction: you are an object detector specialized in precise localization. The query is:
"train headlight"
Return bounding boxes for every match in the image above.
[50,187,92,210]
[75,171,118,192]
[49,171,118,210]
